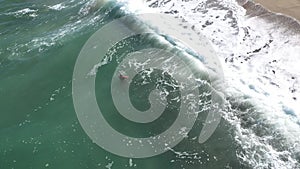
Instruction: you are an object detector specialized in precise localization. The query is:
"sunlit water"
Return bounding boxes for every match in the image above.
[0,0,299,168]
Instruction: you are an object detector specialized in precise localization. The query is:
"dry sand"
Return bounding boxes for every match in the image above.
[253,0,300,21]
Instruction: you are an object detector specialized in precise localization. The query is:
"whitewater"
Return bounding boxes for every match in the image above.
[104,0,300,167]
[0,0,299,168]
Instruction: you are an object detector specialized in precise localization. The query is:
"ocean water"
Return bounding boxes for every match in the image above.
[0,0,299,169]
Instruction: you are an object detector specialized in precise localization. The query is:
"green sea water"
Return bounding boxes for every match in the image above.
[0,0,247,168]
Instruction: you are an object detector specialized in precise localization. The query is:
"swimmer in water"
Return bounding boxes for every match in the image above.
[119,73,129,80]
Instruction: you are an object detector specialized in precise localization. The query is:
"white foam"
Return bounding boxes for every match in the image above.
[7,8,38,17]
[117,0,158,13]
[48,3,67,11]
[7,1,105,60]
[145,0,300,167]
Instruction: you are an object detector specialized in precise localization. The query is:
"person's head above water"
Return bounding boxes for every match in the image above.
[119,73,129,80]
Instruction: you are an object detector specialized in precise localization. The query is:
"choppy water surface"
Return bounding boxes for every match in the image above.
[0,0,299,168]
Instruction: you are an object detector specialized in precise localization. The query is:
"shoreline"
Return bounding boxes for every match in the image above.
[237,0,300,34]
[252,0,300,22]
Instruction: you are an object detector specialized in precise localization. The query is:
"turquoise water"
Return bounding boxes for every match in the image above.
[0,0,249,168]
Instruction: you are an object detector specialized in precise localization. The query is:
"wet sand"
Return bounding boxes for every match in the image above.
[253,0,300,21]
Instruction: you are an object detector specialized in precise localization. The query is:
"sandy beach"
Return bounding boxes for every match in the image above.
[253,0,300,21]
